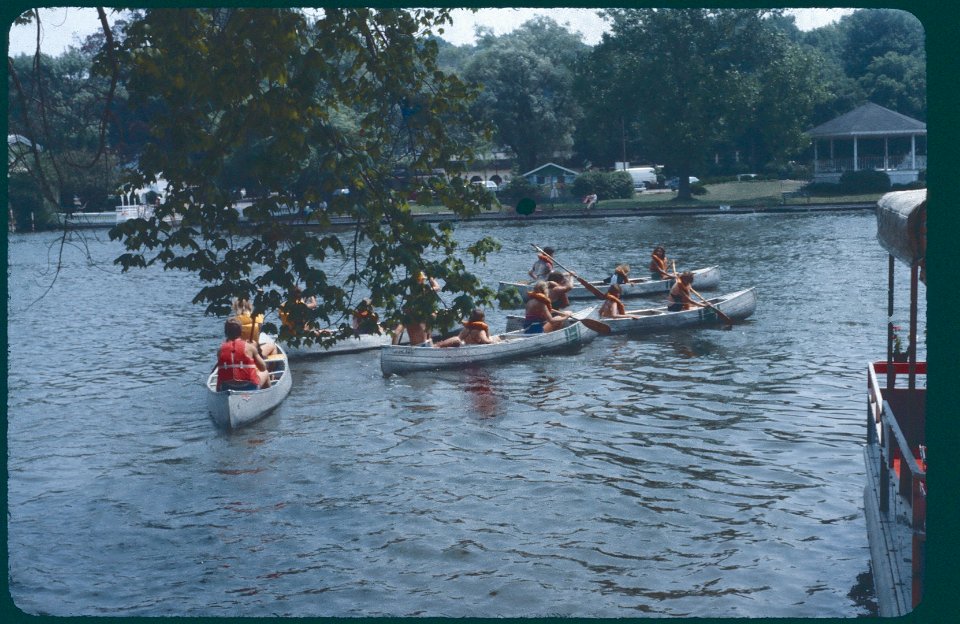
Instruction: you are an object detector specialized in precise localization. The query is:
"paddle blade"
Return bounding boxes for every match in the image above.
[579,318,611,335]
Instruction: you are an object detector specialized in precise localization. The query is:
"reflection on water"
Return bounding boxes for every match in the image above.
[7,212,916,617]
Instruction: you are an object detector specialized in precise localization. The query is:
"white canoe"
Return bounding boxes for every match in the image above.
[205,343,293,429]
[497,265,720,303]
[380,306,598,376]
[595,287,756,334]
[282,332,392,358]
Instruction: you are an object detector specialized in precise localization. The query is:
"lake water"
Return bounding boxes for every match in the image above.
[7,211,925,617]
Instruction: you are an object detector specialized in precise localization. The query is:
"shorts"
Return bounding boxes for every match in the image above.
[522,321,545,334]
[667,303,684,312]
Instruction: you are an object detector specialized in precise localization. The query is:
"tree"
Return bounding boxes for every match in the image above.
[108,8,501,344]
[462,17,588,173]
[594,8,816,198]
[8,8,124,227]
[837,9,924,80]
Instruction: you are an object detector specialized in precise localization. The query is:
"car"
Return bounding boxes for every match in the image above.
[473,180,499,192]
[666,176,700,190]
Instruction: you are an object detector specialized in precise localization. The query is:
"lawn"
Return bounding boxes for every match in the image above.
[409,179,886,214]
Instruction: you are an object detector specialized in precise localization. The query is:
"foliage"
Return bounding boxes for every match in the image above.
[107,8,502,345]
[589,8,822,199]
[839,170,891,194]
[570,170,632,200]
[462,17,588,173]
[8,17,124,222]
[498,175,539,203]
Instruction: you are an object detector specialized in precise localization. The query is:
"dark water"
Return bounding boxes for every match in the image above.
[7,212,925,617]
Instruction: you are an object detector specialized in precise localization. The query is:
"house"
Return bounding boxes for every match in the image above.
[463,148,514,189]
[806,102,926,185]
[520,162,579,187]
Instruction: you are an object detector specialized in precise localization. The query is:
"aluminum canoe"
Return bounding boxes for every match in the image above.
[282,332,392,359]
[597,287,756,334]
[206,343,293,429]
[497,265,720,303]
[380,306,598,376]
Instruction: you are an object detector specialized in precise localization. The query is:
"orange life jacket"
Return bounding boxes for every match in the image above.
[604,293,625,315]
[463,321,489,332]
[217,339,259,388]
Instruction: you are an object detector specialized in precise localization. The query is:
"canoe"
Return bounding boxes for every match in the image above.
[282,332,392,358]
[497,265,720,304]
[504,287,756,333]
[596,287,756,334]
[205,343,293,429]
[380,306,598,376]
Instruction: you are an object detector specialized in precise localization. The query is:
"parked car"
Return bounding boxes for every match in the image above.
[666,176,700,190]
[473,180,499,192]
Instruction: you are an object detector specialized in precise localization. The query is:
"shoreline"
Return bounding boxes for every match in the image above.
[43,200,876,231]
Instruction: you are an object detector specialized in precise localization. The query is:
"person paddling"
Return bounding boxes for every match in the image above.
[523,281,571,333]
[649,246,671,280]
[667,271,705,312]
[599,283,641,320]
[528,246,555,282]
[546,270,574,309]
[216,318,271,390]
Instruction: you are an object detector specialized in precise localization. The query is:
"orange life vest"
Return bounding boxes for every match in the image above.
[604,293,625,315]
[217,339,259,388]
[463,321,489,332]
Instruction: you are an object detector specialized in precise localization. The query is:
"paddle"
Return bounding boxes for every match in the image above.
[578,317,612,335]
[690,285,734,328]
[530,244,607,301]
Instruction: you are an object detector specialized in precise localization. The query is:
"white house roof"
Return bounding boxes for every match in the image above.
[521,162,579,177]
[806,102,926,138]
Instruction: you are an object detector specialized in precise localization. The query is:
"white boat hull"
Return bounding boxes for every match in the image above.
[283,332,391,358]
[498,266,720,303]
[505,288,756,333]
[206,344,293,429]
[380,306,597,375]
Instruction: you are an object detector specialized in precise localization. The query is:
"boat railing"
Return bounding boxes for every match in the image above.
[867,360,927,610]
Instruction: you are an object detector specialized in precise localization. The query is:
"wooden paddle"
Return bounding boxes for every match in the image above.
[531,244,606,300]
[690,285,734,328]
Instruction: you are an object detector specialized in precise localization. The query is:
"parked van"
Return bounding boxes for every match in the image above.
[624,167,657,191]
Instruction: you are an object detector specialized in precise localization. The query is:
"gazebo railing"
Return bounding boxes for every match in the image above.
[814,154,926,174]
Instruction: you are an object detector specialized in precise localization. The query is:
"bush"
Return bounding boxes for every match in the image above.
[839,169,891,194]
[499,176,539,203]
[805,182,841,196]
[570,170,633,200]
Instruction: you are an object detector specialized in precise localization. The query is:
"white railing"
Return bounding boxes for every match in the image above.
[815,154,926,174]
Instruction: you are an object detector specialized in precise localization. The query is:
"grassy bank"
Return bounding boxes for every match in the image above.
[410,179,885,214]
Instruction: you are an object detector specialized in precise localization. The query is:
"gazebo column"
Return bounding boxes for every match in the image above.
[911,135,917,169]
[884,137,889,170]
[853,136,859,171]
[813,141,819,173]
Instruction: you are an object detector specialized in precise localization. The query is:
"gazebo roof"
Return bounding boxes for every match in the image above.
[806,102,926,138]
[521,162,579,178]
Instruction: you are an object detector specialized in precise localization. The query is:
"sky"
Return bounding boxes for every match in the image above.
[7,7,855,57]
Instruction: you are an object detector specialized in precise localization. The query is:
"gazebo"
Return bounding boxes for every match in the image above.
[806,102,926,185]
